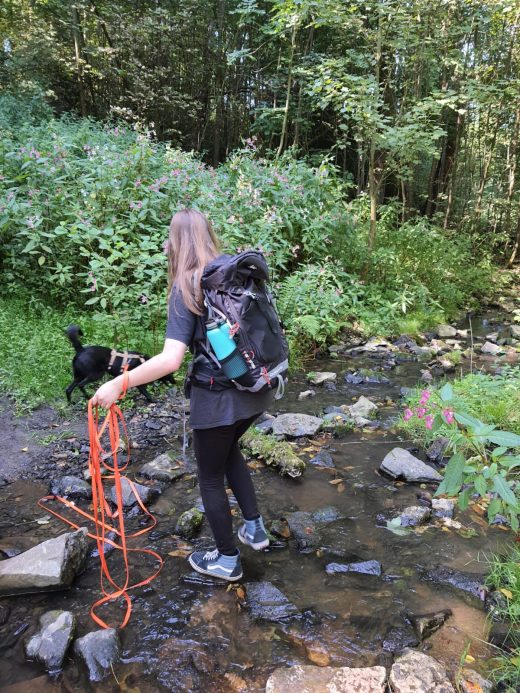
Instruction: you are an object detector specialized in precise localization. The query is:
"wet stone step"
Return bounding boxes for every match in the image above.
[242,581,299,622]
[421,567,487,604]
[325,560,382,577]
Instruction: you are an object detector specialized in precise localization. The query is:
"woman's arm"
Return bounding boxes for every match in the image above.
[90,338,187,408]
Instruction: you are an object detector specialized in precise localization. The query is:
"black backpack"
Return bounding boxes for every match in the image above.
[187,251,289,399]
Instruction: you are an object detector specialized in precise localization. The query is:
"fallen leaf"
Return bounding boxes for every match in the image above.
[168,549,190,558]
[224,673,248,692]
[236,586,246,600]
[465,654,475,664]
[499,588,513,599]
[329,479,344,485]
[336,483,346,493]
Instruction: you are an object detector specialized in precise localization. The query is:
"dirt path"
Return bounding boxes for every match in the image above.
[0,397,88,485]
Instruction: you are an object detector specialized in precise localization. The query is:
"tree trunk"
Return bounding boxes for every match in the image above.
[71,5,87,116]
[276,20,298,158]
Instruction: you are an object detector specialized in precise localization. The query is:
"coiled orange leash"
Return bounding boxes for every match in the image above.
[38,369,163,628]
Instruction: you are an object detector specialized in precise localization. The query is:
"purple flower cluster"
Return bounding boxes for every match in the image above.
[403,390,454,430]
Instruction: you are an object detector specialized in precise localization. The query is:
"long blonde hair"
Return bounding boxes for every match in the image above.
[167,208,220,315]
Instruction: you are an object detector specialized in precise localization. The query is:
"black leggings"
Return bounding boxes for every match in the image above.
[192,415,259,555]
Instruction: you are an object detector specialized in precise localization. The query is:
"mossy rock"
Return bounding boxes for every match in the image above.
[240,429,305,478]
[175,507,204,539]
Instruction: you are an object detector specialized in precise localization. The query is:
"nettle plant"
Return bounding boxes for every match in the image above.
[404,384,520,531]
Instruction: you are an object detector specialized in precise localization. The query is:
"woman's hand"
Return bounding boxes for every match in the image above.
[90,378,123,409]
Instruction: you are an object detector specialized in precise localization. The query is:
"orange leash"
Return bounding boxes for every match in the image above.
[38,370,163,629]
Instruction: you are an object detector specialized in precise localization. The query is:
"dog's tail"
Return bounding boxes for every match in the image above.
[65,324,84,353]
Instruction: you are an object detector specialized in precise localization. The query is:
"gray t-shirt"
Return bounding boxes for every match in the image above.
[165,285,274,429]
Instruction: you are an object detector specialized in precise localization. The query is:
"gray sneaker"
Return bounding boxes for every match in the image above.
[188,548,243,581]
[238,516,270,550]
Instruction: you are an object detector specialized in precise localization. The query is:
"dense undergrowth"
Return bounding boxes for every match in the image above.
[0,105,495,364]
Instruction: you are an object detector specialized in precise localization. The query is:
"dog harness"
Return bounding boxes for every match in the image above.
[108,350,146,374]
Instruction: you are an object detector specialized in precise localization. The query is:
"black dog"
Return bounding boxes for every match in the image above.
[65,325,174,403]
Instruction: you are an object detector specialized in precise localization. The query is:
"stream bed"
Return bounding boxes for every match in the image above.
[0,312,517,692]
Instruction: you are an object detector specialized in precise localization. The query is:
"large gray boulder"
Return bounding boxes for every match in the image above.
[390,649,455,692]
[266,665,387,692]
[380,448,442,483]
[0,529,88,596]
[74,628,121,682]
[271,413,323,438]
[25,610,76,672]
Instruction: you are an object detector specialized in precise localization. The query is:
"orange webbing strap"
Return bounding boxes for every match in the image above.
[38,368,163,629]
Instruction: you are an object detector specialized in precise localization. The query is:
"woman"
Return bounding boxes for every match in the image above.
[91,209,273,581]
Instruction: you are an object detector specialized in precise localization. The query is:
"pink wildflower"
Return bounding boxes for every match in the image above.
[425,415,434,430]
[419,390,431,405]
[416,407,427,419]
[443,409,455,425]
[403,408,414,421]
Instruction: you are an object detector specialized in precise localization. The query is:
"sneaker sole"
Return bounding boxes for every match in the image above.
[238,531,270,551]
[188,554,243,582]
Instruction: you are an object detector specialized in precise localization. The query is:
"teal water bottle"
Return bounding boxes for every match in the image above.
[205,320,253,385]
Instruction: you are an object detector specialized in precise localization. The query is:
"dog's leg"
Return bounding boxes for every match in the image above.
[137,385,154,403]
[66,381,79,403]
[75,375,102,399]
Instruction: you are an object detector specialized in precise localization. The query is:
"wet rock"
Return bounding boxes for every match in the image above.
[328,343,346,354]
[309,450,335,468]
[348,395,378,420]
[380,448,442,483]
[432,498,456,519]
[255,413,276,434]
[408,609,452,640]
[436,324,457,338]
[271,413,323,438]
[426,437,450,463]
[422,567,487,603]
[109,477,160,509]
[421,369,434,383]
[322,411,354,435]
[0,602,10,626]
[481,341,502,355]
[74,628,121,682]
[298,390,316,401]
[390,649,455,692]
[0,528,88,596]
[323,381,337,392]
[50,476,91,500]
[240,429,306,477]
[312,506,346,523]
[307,371,337,386]
[393,335,418,350]
[326,560,382,577]
[400,387,414,398]
[266,665,387,692]
[383,627,419,652]
[459,669,493,693]
[139,453,186,482]
[244,582,299,621]
[25,610,76,672]
[510,324,520,339]
[286,511,322,552]
[174,508,203,539]
[396,506,431,527]
[345,369,390,385]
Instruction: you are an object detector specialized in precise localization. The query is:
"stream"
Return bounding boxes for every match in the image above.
[0,312,517,692]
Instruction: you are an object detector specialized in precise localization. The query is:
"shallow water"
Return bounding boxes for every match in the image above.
[0,315,517,691]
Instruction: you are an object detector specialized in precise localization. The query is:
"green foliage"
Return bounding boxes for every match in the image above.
[485,545,520,690]
[0,294,169,413]
[399,371,520,530]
